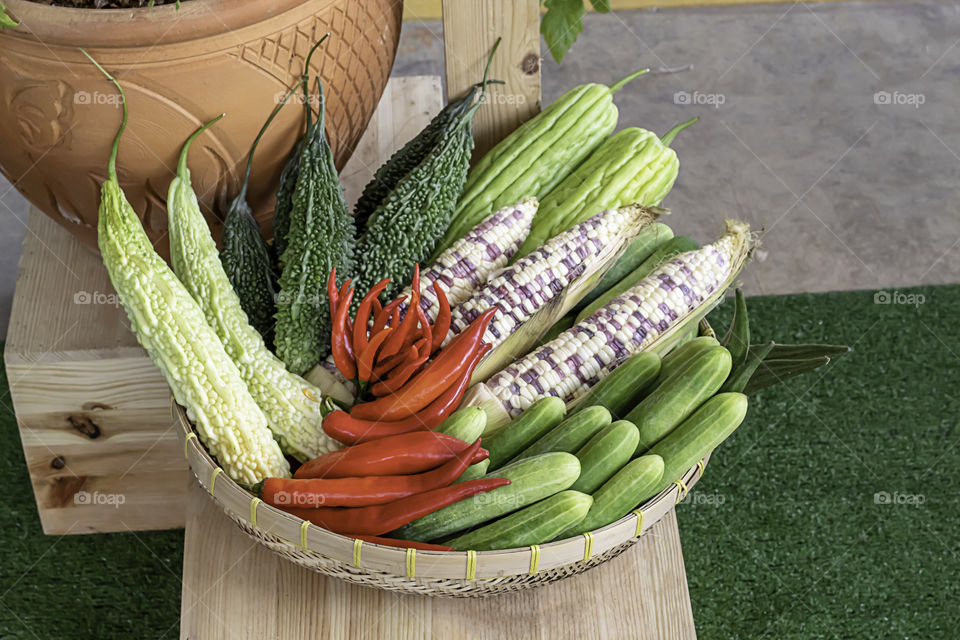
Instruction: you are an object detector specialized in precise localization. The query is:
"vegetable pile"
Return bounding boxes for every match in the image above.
[84,37,847,555]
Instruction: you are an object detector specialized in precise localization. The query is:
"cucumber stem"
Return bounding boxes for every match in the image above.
[80,49,127,183]
[238,82,298,200]
[176,113,226,177]
[661,117,698,147]
[609,68,649,94]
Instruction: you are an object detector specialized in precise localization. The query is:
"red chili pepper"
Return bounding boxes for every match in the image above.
[372,296,405,336]
[416,306,432,355]
[371,298,383,324]
[331,281,356,380]
[373,345,417,379]
[356,327,393,383]
[431,282,451,354]
[294,431,486,479]
[353,278,390,357]
[351,307,496,421]
[323,410,435,444]
[327,267,339,318]
[370,351,430,397]
[345,535,453,552]
[274,477,511,536]
[401,342,489,426]
[262,439,485,508]
[381,265,421,359]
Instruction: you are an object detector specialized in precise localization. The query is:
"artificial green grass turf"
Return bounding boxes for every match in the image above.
[0,285,957,638]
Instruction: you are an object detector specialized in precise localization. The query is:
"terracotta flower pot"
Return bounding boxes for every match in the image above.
[0,0,402,255]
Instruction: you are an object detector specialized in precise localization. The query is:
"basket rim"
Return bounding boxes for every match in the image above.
[176,402,710,581]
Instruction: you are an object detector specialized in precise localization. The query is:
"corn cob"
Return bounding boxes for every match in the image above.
[397,198,539,321]
[473,220,752,424]
[446,204,660,383]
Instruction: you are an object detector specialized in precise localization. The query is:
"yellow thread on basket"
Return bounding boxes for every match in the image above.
[529,545,541,575]
[582,532,594,561]
[299,520,310,550]
[352,538,363,568]
[183,432,197,459]
[250,498,261,528]
[466,550,477,580]
[697,459,706,477]
[209,468,223,496]
[674,478,689,504]
[405,548,416,578]
[633,508,645,537]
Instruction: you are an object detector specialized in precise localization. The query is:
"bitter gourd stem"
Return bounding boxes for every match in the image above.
[302,34,329,131]
[237,83,299,201]
[176,113,226,178]
[457,37,502,125]
[609,68,650,94]
[661,117,698,147]
[80,49,127,183]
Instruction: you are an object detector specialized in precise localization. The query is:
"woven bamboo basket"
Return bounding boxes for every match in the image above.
[176,321,716,598]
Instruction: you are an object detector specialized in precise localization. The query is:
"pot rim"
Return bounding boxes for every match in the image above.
[2,0,319,48]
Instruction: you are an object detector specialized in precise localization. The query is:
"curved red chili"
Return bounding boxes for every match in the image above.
[430,282,451,354]
[373,345,418,379]
[353,278,390,357]
[274,477,511,536]
[381,264,420,360]
[372,296,405,335]
[356,327,393,383]
[331,281,356,379]
[323,410,436,444]
[370,351,430,397]
[327,267,339,318]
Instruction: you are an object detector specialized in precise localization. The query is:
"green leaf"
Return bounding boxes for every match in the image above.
[541,0,586,64]
[0,3,19,29]
[588,0,611,12]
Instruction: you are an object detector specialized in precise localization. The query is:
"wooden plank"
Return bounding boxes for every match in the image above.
[181,479,697,640]
[441,0,541,159]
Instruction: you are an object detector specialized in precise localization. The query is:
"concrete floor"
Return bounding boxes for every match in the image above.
[2,0,958,337]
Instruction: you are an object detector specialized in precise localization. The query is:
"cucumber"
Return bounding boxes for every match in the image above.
[515,405,611,460]
[558,454,664,539]
[573,222,674,313]
[485,396,565,470]
[572,352,660,419]
[455,458,489,484]
[649,392,748,492]
[570,420,639,494]
[445,491,593,551]
[628,346,732,455]
[392,452,581,541]
[656,335,719,384]
[435,407,486,443]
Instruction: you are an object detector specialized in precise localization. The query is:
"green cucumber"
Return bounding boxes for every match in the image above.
[435,407,486,443]
[455,458,489,484]
[485,396,565,470]
[656,335,719,383]
[649,392,748,492]
[572,352,660,419]
[628,346,732,454]
[446,491,592,551]
[392,452,581,542]
[573,222,674,313]
[570,420,639,494]
[515,405,611,460]
[558,454,664,539]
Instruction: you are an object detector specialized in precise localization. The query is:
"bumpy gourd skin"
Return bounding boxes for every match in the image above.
[220,195,277,342]
[353,89,476,231]
[99,178,290,485]
[272,137,303,262]
[169,166,340,463]
[274,101,356,375]
[354,122,474,302]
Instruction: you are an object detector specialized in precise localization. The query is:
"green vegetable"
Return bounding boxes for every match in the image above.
[516,119,697,259]
[167,117,339,462]
[436,68,649,256]
[572,352,660,419]
[721,289,750,368]
[353,87,480,231]
[392,452,580,542]
[274,75,357,375]
[655,335,719,384]
[628,346,732,455]
[516,405,612,460]
[455,458,490,484]
[743,356,832,394]
[575,234,700,323]
[649,392,748,492]
[84,51,289,484]
[1,2,18,28]
[570,420,639,494]
[572,222,674,314]
[540,0,586,63]
[559,454,664,538]
[485,396,565,469]
[723,341,774,393]
[434,407,487,444]
[445,490,592,550]
[763,343,851,360]
[220,86,296,343]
